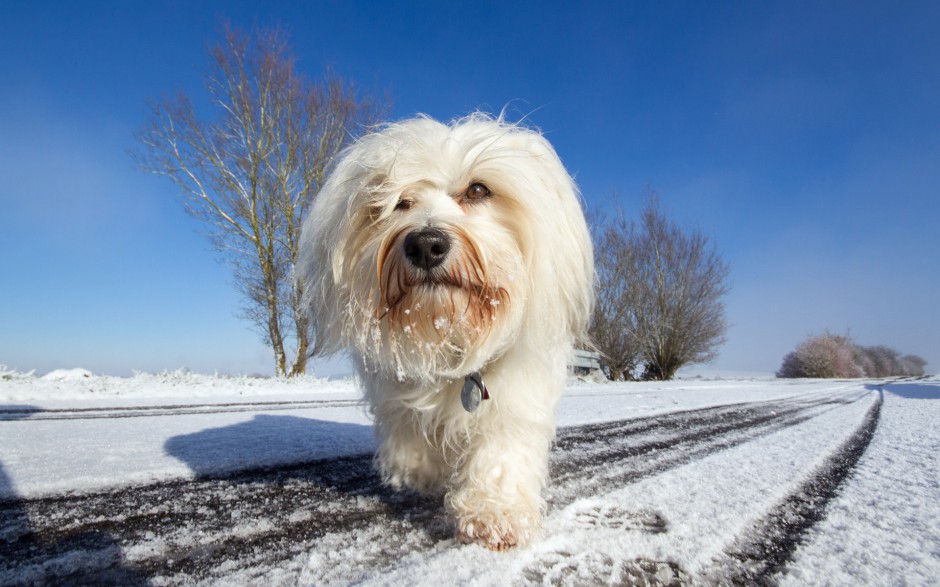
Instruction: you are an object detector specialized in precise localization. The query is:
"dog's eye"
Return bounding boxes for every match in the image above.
[395,199,414,211]
[463,183,491,202]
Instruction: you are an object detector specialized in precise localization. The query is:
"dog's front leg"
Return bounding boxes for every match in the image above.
[373,401,451,495]
[446,356,564,550]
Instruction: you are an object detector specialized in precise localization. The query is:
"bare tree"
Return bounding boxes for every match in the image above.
[133,23,387,376]
[591,193,730,381]
[590,208,643,380]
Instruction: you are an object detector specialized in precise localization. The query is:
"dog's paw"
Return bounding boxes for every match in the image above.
[455,512,535,551]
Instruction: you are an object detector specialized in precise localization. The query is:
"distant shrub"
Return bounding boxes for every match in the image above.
[776,333,861,378]
[900,354,928,376]
[857,345,898,378]
[777,333,926,378]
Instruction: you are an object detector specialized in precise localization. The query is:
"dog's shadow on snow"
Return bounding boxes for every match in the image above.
[164,415,451,539]
[164,414,376,478]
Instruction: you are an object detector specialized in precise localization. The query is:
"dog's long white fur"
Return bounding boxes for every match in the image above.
[296,114,593,549]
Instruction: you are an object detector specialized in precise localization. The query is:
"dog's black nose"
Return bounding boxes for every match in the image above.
[403,228,451,271]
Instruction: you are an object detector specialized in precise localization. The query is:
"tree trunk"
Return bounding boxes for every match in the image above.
[269,307,287,377]
[288,330,308,377]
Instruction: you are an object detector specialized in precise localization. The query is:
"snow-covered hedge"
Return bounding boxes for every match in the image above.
[777,334,927,378]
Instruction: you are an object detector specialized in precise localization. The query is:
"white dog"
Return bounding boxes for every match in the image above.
[296,114,593,550]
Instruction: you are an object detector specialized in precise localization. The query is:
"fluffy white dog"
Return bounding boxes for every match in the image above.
[296,114,593,550]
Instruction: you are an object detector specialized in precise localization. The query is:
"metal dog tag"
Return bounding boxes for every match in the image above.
[461,371,489,412]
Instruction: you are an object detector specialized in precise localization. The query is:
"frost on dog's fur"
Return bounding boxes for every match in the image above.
[296,114,593,550]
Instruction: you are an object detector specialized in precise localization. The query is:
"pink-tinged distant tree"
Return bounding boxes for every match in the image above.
[777,333,861,378]
[777,333,927,378]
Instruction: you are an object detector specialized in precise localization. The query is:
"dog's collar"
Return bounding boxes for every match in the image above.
[461,371,490,412]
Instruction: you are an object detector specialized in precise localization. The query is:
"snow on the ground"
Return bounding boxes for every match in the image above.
[0,369,368,499]
[1,367,358,403]
[779,379,940,585]
[337,387,881,586]
[1,369,846,500]
[2,368,939,584]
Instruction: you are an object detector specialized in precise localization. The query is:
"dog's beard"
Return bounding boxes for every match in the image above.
[381,228,510,347]
[357,225,517,381]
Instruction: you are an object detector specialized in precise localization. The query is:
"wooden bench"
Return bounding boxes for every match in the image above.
[569,349,601,374]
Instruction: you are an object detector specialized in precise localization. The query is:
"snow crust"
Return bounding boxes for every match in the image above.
[2,369,938,584]
[779,380,940,585]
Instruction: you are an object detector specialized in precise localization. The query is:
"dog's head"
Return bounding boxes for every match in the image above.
[298,115,593,383]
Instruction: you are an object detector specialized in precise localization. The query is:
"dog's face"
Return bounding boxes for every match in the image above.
[368,174,525,369]
[299,116,593,383]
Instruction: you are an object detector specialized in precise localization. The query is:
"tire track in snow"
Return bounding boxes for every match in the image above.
[0,390,875,585]
[548,388,868,507]
[707,388,884,585]
[0,455,445,586]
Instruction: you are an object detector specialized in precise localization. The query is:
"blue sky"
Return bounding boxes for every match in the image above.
[2,1,938,376]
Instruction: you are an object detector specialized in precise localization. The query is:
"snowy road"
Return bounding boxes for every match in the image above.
[1,374,938,585]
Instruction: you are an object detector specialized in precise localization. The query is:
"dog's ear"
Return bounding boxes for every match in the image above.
[507,130,595,348]
[296,142,372,357]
